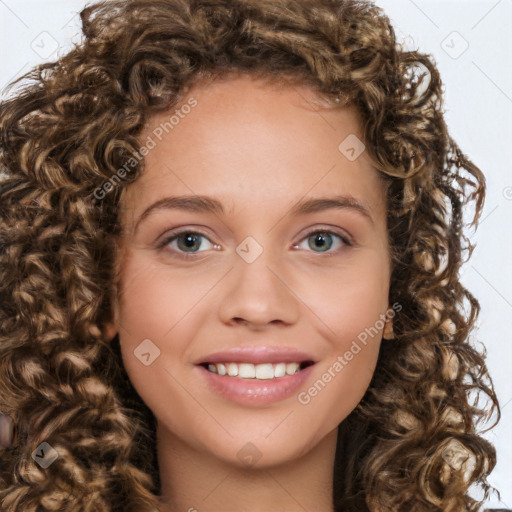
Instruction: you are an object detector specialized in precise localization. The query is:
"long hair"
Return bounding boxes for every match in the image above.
[0,0,500,510]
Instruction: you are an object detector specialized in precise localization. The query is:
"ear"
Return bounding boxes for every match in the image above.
[383,316,395,340]
[103,278,120,342]
[103,321,118,342]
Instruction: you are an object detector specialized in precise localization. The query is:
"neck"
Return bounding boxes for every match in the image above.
[156,422,338,512]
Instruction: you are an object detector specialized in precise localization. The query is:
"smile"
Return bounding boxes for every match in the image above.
[200,361,315,380]
[195,361,316,406]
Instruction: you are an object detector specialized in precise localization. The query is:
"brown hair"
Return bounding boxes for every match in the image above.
[0,0,501,510]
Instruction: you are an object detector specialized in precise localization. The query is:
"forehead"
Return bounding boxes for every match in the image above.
[121,75,386,221]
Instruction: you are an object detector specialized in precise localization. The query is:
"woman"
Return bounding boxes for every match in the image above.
[0,0,505,510]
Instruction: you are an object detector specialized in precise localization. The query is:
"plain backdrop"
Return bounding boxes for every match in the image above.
[1,0,511,509]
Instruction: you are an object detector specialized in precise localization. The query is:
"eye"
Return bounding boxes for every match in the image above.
[292,229,352,254]
[158,230,216,258]
[157,227,352,259]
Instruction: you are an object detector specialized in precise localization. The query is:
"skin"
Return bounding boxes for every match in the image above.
[104,74,392,512]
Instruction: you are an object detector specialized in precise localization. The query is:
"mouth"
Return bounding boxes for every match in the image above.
[195,359,316,406]
[198,360,315,380]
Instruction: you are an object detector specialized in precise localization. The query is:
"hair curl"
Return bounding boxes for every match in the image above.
[0,0,502,510]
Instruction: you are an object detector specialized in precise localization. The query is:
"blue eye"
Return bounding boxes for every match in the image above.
[158,227,352,259]
[294,230,352,253]
[159,231,214,257]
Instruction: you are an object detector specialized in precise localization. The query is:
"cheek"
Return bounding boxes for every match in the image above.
[114,253,218,399]
[115,251,217,341]
[292,253,388,409]
[296,272,386,424]
[293,252,390,345]
[114,260,199,435]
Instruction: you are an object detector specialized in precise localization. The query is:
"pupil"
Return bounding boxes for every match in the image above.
[310,232,332,252]
[179,233,201,251]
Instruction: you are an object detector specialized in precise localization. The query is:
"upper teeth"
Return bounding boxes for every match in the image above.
[206,362,302,379]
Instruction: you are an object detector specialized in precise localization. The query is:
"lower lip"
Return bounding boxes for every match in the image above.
[195,364,315,406]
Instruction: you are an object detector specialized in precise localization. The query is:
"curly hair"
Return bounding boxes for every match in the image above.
[0,0,502,510]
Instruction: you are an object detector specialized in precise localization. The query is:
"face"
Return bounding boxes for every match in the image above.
[105,74,392,468]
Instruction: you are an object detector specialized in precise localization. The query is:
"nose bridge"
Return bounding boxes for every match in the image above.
[218,235,299,327]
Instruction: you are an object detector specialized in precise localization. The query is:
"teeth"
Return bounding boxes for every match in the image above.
[274,362,286,378]
[205,361,305,379]
[255,363,273,379]
[286,362,300,375]
[239,363,256,378]
[227,363,238,377]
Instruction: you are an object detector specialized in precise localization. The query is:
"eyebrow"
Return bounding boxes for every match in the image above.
[133,193,373,233]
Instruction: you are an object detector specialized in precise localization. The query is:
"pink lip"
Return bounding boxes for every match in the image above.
[196,346,316,365]
[195,363,315,406]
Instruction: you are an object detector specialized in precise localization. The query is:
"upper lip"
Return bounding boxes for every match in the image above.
[196,346,317,365]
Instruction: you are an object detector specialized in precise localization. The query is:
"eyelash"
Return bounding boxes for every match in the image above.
[157,227,353,260]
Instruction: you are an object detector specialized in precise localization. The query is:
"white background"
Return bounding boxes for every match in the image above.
[1,0,510,508]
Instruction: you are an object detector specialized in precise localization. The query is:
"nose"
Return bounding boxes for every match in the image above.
[217,246,300,330]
